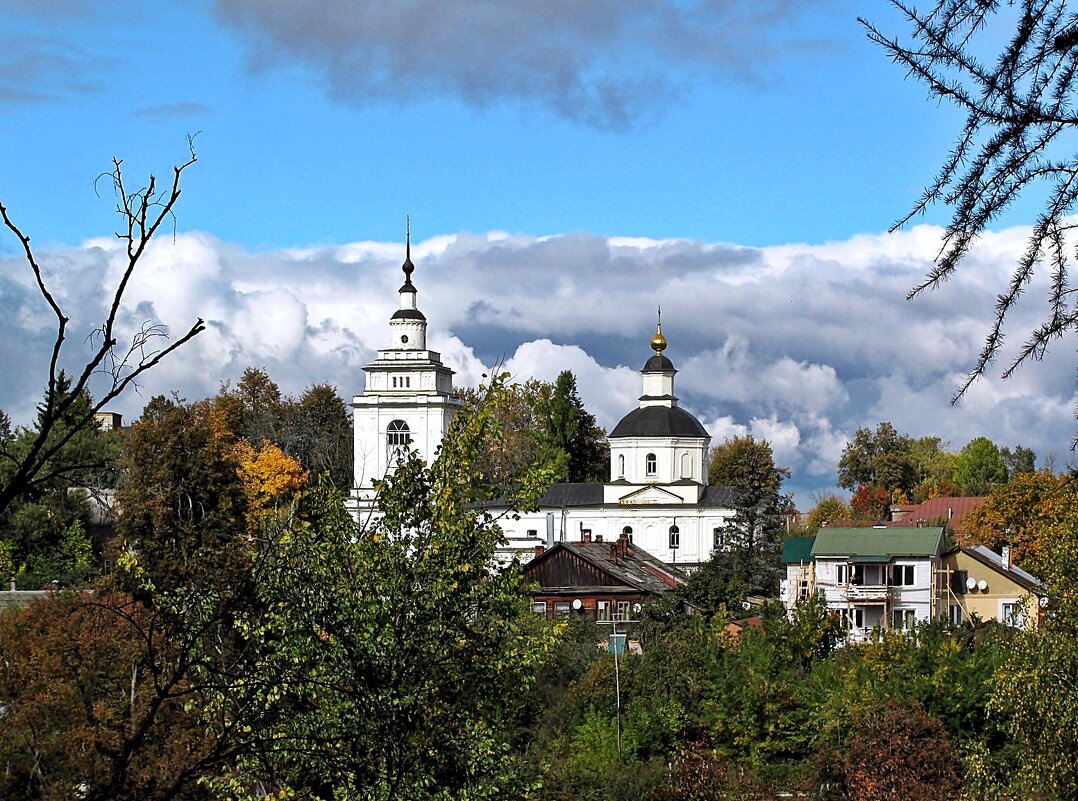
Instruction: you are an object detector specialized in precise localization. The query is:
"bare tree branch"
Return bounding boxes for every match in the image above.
[0,145,205,515]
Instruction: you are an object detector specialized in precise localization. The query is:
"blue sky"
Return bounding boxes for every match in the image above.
[1,1,1074,507]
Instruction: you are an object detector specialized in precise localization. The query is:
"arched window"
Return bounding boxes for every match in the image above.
[617,454,625,477]
[622,525,634,544]
[387,420,411,465]
[668,524,680,550]
[388,419,411,446]
[680,452,692,479]
[645,453,657,476]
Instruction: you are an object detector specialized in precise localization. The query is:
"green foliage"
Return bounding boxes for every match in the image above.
[804,494,850,533]
[1000,444,1036,479]
[701,436,790,604]
[546,370,608,483]
[231,375,561,800]
[838,422,915,496]
[953,436,1007,495]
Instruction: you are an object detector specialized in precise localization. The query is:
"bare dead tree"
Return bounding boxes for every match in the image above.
[861,1,1078,402]
[0,142,205,515]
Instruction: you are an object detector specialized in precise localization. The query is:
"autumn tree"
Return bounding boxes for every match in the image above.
[805,494,850,533]
[0,148,203,518]
[862,2,1078,411]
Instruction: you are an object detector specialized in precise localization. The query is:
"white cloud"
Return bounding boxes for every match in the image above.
[3,222,1075,508]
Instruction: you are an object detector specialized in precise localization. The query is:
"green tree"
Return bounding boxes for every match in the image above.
[692,436,790,606]
[283,382,353,490]
[213,367,285,447]
[1,374,120,587]
[546,370,609,483]
[953,436,1008,496]
[232,375,561,800]
[1001,444,1037,479]
[837,422,915,499]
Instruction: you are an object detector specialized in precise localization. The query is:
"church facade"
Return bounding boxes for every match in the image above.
[350,237,734,569]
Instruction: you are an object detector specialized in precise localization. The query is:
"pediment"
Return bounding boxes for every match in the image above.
[616,485,684,505]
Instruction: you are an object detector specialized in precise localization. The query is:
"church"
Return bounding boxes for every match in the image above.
[349,235,734,570]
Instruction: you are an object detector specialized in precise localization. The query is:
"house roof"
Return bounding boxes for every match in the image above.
[782,536,816,564]
[523,539,688,595]
[533,482,735,509]
[889,496,985,535]
[812,527,945,559]
[945,544,1044,593]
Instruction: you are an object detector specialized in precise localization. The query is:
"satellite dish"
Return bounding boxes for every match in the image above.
[632,603,642,613]
[1040,596,1049,609]
[741,600,752,610]
[977,579,988,591]
[571,598,582,610]
[965,577,977,591]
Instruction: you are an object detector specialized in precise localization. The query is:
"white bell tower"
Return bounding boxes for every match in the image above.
[351,221,461,512]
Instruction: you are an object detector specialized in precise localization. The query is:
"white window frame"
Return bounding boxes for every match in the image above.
[890,608,916,630]
[949,604,964,625]
[839,607,864,630]
[668,525,680,550]
[1000,600,1024,627]
[893,564,916,586]
[597,600,611,622]
[554,601,571,618]
[615,601,630,622]
[532,601,547,616]
[645,453,657,476]
[836,563,849,585]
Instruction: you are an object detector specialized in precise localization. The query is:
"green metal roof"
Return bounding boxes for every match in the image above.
[781,536,816,564]
[811,527,944,558]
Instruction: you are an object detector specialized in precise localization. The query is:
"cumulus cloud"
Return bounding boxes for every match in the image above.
[213,0,831,129]
[3,223,1075,507]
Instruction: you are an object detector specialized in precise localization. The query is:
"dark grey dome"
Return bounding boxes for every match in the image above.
[609,406,709,439]
[391,308,426,321]
[643,353,675,372]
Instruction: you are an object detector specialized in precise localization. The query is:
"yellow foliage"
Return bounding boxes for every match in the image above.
[235,440,308,530]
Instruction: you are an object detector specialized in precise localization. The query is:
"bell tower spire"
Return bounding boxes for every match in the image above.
[390,216,426,350]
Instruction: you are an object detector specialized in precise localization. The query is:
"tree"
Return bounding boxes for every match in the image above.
[805,494,851,533]
[0,374,120,587]
[228,375,560,799]
[1001,444,1037,478]
[849,484,891,522]
[862,3,1078,405]
[960,468,1078,564]
[284,383,353,490]
[546,370,609,483]
[953,436,1008,495]
[837,422,915,499]
[691,436,791,607]
[0,147,204,518]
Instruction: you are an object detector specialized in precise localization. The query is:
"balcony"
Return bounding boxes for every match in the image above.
[845,583,891,603]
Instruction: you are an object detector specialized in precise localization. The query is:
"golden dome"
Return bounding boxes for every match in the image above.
[651,321,667,354]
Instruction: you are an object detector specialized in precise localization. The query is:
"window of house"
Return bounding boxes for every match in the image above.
[951,570,968,595]
[891,609,916,629]
[713,527,724,550]
[836,564,849,585]
[839,608,864,630]
[597,600,612,622]
[798,580,810,599]
[645,453,657,476]
[532,601,547,616]
[615,601,630,622]
[1001,602,1023,627]
[668,525,680,550]
[893,565,916,586]
[554,601,571,618]
[949,604,964,625]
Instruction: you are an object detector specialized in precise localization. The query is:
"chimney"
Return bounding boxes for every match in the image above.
[615,531,630,560]
[1001,545,1011,570]
[595,534,603,542]
[582,530,592,543]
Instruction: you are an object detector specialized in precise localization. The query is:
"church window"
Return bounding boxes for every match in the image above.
[406,376,411,388]
[645,453,657,476]
[388,419,411,446]
[680,452,692,479]
[622,525,633,543]
[668,524,680,550]
[392,377,397,388]
[618,454,625,478]
[713,527,724,550]
[401,335,409,344]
